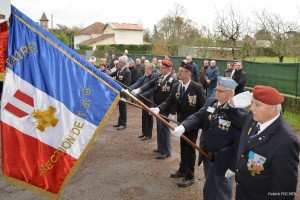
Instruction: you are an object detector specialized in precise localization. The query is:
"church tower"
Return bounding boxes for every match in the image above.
[39,12,49,30]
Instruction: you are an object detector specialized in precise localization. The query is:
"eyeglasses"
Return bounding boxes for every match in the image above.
[214,88,231,93]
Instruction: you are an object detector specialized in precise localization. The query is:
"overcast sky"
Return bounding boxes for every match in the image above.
[10,0,300,31]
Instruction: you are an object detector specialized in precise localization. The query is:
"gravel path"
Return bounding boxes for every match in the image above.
[1,105,299,200]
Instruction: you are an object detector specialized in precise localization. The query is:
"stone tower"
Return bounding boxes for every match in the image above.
[39,12,49,30]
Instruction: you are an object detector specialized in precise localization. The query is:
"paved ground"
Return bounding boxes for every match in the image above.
[0,105,299,200]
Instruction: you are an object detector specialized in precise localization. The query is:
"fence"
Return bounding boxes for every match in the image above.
[75,50,300,97]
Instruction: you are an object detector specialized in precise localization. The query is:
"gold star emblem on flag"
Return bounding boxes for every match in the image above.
[33,106,59,132]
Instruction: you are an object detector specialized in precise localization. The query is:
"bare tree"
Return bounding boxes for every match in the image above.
[256,10,298,62]
[194,25,214,58]
[213,4,249,59]
[154,3,200,55]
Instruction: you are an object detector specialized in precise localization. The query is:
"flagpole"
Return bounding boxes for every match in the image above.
[112,78,158,107]
[118,98,180,125]
[122,89,212,160]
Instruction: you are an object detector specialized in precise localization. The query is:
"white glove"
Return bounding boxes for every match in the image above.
[225,169,235,179]
[121,97,126,101]
[173,125,185,138]
[150,107,160,115]
[131,88,141,95]
[232,91,253,108]
[168,114,176,121]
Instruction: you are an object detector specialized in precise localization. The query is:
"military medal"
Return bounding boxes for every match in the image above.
[208,114,212,120]
[247,127,252,135]
[166,86,170,92]
[247,151,266,176]
[187,94,197,106]
[176,92,180,99]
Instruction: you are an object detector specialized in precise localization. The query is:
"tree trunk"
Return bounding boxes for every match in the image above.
[279,56,284,63]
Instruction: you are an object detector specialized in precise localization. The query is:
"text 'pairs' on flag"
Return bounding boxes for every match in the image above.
[1,5,122,199]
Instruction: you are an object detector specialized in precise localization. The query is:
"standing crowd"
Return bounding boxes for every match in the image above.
[89,51,299,200]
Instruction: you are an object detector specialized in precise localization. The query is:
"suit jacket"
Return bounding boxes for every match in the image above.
[232,69,246,95]
[129,66,138,85]
[181,98,241,175]
[140,73,178,115]
[130,73,157,106]
[110,67,131,98]
[229,111,299,200]
[158,81,206,123]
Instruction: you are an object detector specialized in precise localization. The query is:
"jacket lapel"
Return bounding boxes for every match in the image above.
[243,115,282,153]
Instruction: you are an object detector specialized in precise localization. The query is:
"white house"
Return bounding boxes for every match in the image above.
[73,22,105,49]
[75,22,144,50]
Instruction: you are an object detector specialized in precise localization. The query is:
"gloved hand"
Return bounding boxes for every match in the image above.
[150,107,160,115]
[168,114,176,121]
[173,125,185,138]
[232,91,253,108]
[225,169,235,178]
[121,97,126,101]
[131,88,141,95]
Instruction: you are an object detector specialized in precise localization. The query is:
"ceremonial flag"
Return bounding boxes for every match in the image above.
[1,5,122,199]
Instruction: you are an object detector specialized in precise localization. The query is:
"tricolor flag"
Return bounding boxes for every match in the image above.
[1,5,122,199]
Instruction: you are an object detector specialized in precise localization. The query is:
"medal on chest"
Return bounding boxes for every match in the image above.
[162,83,170,92]
[187,94,197,106]
[247,151,266,176]
[218,118,231,131]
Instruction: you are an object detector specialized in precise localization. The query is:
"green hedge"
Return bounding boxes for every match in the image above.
[255,47,277,57]
[96,44,153,54]
[78,44,92,50]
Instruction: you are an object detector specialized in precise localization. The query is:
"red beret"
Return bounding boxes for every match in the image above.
[162,59,173,67]
[253,85,284,105]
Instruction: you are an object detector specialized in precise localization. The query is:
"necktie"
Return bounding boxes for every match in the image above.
[180,85,185,98]
[248,124,260,142]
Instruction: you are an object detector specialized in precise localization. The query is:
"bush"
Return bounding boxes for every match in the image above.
[96,44,153,54]
[79,44,92,50]
[255,47,277,57]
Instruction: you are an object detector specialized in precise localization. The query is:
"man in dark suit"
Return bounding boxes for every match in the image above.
[132,59,178,159]
[231,61,246,95]
[151,61,206,187]
[227,85,299,200]
[109,55,131,130]
[130,63,157,141]
[173,77,241,200]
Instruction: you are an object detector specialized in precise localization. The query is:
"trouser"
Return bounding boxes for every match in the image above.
[142,109,153,137]
[156,117,171,155]
[206,87,216,98]
[178,130,198,179]
[118,101,127,126]
[202,158,234,200]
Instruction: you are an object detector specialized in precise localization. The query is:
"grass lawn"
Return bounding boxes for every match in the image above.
[283,111,300,133]
[245,56,299,63]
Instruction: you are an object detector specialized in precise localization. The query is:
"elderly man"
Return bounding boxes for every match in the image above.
[205,60,220,98]
[227,86,299,200]
[186,55,200,83]
[151,61,206,187]
[173,77,241,200]
[109,56,131,130]
[130,63,157,141]
[135,58,145,79]
[132,59,178,159]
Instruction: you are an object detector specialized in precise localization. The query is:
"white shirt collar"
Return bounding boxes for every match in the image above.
[257,113,280,135]
[163,72,171,79]
[181,79,191,90]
